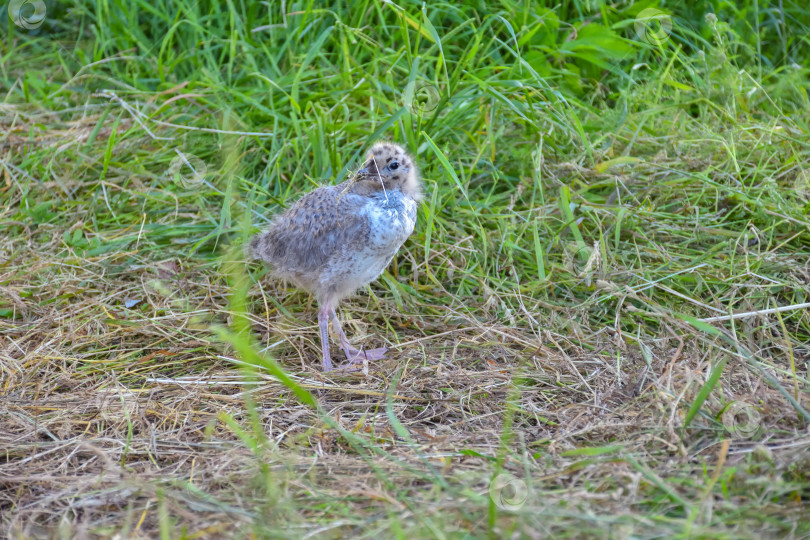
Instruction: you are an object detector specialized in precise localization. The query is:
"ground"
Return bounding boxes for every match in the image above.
[1,1,809,538]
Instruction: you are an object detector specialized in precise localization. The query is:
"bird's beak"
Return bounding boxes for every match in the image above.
[356,159,379,178]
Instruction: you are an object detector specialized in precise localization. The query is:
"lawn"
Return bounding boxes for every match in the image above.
[1,1,809,538]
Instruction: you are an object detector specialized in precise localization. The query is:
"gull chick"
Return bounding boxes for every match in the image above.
[248,142,421,371]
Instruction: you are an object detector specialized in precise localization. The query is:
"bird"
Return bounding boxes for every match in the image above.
[248,141,422,371]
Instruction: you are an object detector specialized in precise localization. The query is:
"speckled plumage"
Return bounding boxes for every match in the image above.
[249,142,421,371]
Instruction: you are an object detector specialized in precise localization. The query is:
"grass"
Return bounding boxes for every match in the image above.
[2,0,809,537]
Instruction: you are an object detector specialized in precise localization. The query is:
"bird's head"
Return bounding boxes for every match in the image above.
[350,142,422,200]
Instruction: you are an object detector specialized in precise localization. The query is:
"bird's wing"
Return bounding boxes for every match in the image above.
[250,186,370,274]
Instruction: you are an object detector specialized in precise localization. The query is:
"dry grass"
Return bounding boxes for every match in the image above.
[3,212,809,537]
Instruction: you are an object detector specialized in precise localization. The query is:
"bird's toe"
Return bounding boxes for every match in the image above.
[347,347,387,363]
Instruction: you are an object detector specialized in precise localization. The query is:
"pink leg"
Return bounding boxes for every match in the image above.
[329,307,387,364]
[317,304,334,371]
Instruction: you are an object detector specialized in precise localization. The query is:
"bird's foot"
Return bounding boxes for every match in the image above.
[344,347,388,364]
[320,347,387,373]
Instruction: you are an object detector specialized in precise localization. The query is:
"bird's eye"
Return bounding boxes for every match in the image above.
[389,161,399,170]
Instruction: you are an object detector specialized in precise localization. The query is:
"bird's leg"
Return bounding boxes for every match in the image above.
[330,308,359,357]
[317,304,334,371]
[329,307,387,364]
